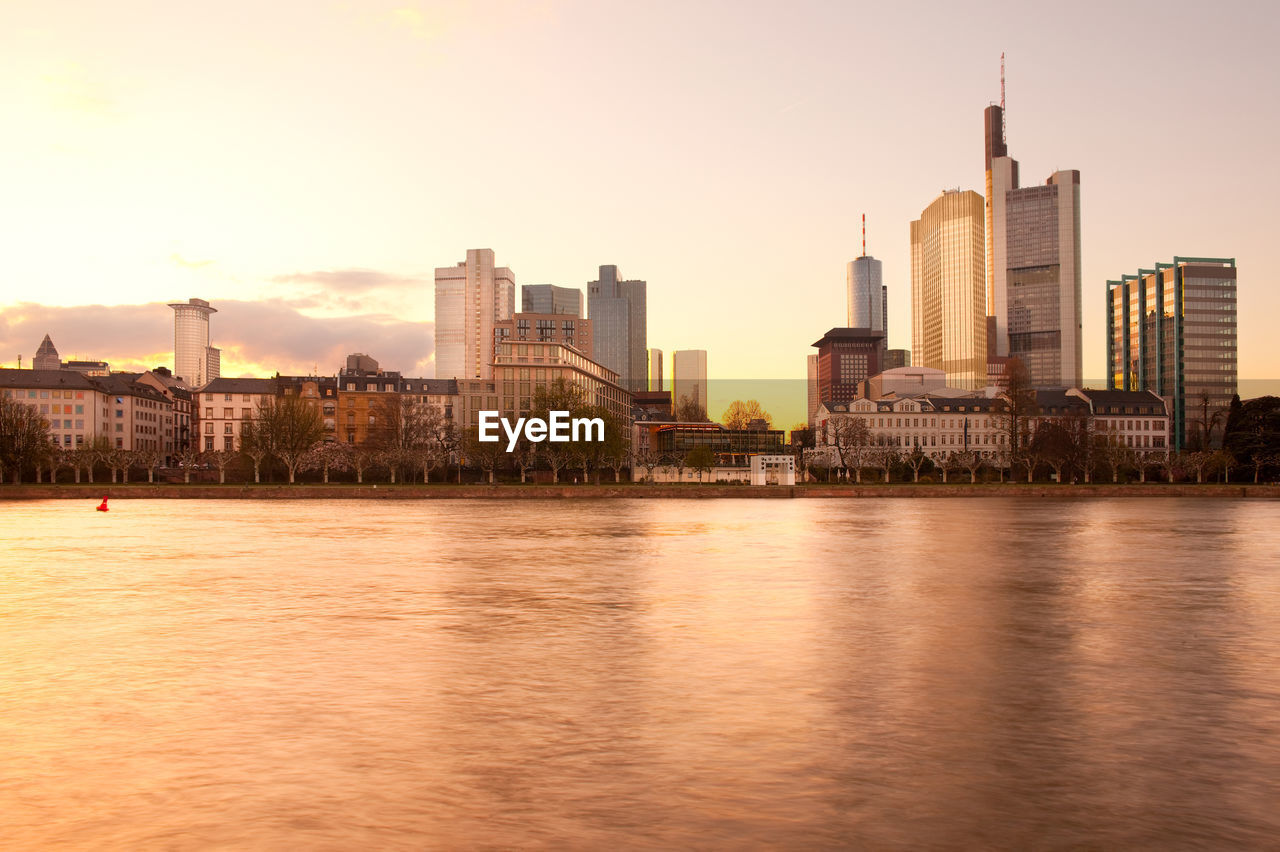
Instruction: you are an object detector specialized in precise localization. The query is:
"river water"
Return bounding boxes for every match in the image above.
[2,497,1278,849]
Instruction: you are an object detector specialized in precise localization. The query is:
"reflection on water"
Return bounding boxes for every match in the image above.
[2,498,1278,848]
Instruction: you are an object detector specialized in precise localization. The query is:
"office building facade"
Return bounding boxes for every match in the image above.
[648,348,664,392]
[984,103,1083,387]
[812,328,885,406]
[434,249,516,381]
[1106,257,1237,450]
[910,190,987,390]
[521,284,583,316]
[672,349,708,413]
[588,265,647,392]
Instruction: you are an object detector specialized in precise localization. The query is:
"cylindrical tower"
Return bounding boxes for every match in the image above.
[847,256,884,331]
[168,298,217,388]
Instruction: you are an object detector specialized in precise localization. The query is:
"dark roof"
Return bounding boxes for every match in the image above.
[94,373,171,403]
[0,368,99,390]
[201,377,280,395]
[399,378,457,394]
[1073,388,1168,415]
[1031,389,1090,413]
[812,327,887,348]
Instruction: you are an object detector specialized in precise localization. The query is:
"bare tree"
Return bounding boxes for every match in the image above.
[957,450,984,484]
[997,358,1039,473]
[205,449,235,484]
[1186,451,1217,484]
[256,393,325,483]
[904,444,929,483]
[828,416,873,483]
[0,396,51,483]
[176,444,202,484]
[137,448,164,483]
[674,394,709,423]
[352,446,377,484]
[241,420,272,484]
[721,400,773,430]
[304,442,352,484]
[869,445,897,483]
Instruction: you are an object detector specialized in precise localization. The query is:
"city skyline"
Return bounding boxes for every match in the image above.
[1,1,1277,390]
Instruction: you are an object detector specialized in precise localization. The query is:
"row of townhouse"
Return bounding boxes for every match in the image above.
[194,372,458,452]
[0,368,193,459]
[814,388,1169,462]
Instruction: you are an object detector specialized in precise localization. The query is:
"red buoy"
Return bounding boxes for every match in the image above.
[96,496,109,512]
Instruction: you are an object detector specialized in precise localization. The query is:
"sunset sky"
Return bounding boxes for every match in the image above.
[2,0,1277,404]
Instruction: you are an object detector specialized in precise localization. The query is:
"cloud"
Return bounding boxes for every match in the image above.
[270,267,425,293]
[0,300,436,379]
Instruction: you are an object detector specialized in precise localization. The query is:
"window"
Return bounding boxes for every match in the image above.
[206,407,213,418]
[205,422,213,434]
[205,437,214,451]
[224,408,233,418]
[224,423,232,434]
[224,436,234,451]
[224,394,232,401]
[242,408,251,418]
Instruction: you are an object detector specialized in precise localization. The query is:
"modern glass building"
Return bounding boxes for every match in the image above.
[910,190,987,390]
[588,265,647,392]
[984,103,1082,388]
[521,284,582,316]
[672,349,708,413]
[847,255,884,331]
[1106,258,1237,450]
[168,298,220,389]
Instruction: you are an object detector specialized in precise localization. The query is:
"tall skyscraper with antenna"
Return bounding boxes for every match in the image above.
[984,55,1082,387]
[847,215,886,332]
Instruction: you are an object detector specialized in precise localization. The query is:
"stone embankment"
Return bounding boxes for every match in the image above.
[2,483,1277,499]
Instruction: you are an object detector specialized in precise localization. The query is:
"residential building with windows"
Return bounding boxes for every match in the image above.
[197,377,279,453]
[493,313,593,359]
[0,369,105,452]
[911,190,987,389]
[434,249,516,381]
[1106,257,1237,449]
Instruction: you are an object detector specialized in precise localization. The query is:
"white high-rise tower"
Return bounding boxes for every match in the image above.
[168,298,220,388]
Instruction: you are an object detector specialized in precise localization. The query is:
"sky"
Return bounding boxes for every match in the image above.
[2,0,1278,418]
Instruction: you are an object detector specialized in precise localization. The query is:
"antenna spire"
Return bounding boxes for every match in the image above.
[861,213,866,257]
[1000,52,1006,144]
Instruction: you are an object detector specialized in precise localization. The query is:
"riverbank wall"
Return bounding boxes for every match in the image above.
[2,483,1278,499]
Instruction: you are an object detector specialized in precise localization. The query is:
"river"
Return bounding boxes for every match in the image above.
[2,497,1278,849]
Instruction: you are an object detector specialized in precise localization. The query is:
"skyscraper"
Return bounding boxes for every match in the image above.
[168,298,221,388]
[434,249,515,380]
[33,334,60,370]
[672,349,707,414]
[521,284,582,316]
[984,98,1082,387]
[648,348,664,392]
[588,265,647,392]
[847,256,884,331]
[910,190,987,390]
[1106,257,1237,450]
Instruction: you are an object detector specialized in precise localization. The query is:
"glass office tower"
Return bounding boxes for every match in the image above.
[1106,258,1237,450]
